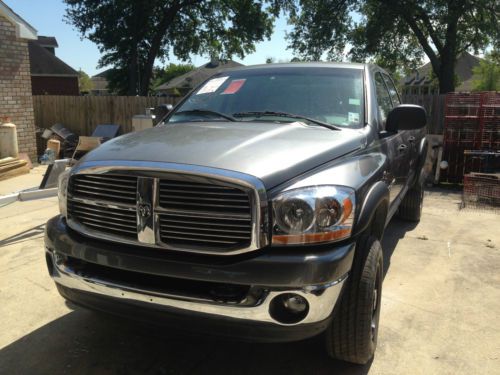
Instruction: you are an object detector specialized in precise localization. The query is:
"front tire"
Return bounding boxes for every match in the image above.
[325,235,383,364]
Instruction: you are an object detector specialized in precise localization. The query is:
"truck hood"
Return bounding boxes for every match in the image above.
[81,121,365,189]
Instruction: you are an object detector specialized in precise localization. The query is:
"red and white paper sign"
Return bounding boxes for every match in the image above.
[222,79,246,95]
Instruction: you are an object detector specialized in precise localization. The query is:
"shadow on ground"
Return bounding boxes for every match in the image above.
[0,223,45,248]
[382,217,418,276]
[0,220,415,375]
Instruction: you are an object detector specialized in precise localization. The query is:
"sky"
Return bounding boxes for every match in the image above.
[6,0,296,76]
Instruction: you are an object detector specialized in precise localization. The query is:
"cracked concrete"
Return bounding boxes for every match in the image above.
[0,170,499,374]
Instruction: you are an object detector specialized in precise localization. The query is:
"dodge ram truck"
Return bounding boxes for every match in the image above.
[45,63,427,364]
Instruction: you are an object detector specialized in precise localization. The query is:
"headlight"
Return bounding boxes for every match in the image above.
[272,186,355,245]
[58,170,70,217]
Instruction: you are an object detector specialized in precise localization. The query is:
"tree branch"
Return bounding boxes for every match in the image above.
[400,11,440,74]
[415,10,443,53]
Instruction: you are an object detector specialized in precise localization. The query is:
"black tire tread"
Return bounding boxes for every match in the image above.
[325,235,383,364]
[398,186,423,222]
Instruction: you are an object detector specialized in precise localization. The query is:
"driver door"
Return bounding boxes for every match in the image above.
[374,72,411,206]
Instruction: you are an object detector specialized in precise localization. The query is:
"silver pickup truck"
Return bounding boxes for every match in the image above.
[45,62,427,364]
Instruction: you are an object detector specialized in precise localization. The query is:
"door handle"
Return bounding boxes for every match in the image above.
[408,136,416,143]
[398,144,408,152]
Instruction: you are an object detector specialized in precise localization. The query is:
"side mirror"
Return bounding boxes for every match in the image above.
[386,104,427,132]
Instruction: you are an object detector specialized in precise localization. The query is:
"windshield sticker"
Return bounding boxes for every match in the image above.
[222,79,246,95]
[349,98,361,106]
[196,76,229,95]
[348,112,360,123]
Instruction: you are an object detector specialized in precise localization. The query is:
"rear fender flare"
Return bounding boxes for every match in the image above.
[414,136,428,186]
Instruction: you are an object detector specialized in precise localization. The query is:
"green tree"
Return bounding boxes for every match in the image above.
[77,69,93,93]
[151,63,195,91]
[286,0,499,93]
[64,0,283,96]
[472,50,500,91]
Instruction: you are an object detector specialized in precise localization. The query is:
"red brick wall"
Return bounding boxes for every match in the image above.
[31,76,79,96]
[0,15,37,160]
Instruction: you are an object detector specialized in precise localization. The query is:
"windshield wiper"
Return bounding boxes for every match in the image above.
[233,111,341,131]
[175,109,237,122]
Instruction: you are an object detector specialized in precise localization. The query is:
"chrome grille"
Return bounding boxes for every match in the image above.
[68,174,138,239]
[64,164,267,255]
[158,179,252,248]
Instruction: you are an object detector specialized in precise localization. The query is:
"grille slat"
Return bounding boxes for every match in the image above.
[158,210,251,220]
[73,182,136,192]
[82,221,137,235]
[76,215,137,230]
[82,174,137,183]
[160,194,249,203]
[160,217,251,229]
[70,202,135,216]
[159,200,250,209]
[160,188,247,197]
[160,225,251,238]
[71,210,136,225]
[159,182,237,190]
[160,234,241,245]
[160,229,250,240]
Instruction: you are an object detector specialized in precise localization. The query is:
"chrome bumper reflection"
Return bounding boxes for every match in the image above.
[50,253,346,326]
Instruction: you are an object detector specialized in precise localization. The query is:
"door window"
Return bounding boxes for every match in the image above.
[383,74,401,106]
[375,73,392,126]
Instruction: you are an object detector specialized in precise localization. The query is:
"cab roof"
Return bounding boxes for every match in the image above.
[228,61,369,72]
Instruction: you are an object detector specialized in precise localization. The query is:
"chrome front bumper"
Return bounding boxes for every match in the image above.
[49,252,347,327]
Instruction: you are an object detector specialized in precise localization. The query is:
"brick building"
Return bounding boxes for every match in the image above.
[0,1,37,160]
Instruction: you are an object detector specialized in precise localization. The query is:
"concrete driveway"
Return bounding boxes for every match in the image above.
[0,170,499,374]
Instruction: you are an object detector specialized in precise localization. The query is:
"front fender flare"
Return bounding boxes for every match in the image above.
[354,181,390,237]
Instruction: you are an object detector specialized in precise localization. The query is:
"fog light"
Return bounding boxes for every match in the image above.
[269,293,309,324]
[283,295,308,312]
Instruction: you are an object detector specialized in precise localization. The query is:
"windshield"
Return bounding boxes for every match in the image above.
[166,66,365,128]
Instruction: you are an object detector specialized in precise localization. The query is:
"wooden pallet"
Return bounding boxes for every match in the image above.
[0,157,30,181]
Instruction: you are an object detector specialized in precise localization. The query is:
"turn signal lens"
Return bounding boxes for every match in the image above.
[58,170,70,217]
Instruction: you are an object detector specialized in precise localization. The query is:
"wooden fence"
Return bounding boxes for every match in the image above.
[401,94,446,134]
[32,95,181,135]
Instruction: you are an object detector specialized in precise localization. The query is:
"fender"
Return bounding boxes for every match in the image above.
[353,181,390,237]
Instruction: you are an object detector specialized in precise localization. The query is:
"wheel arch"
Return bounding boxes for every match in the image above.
[354,181,390,240]
[413,136,428,187]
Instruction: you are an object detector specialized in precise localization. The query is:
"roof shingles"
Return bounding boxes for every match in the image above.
[28,38,78,76]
